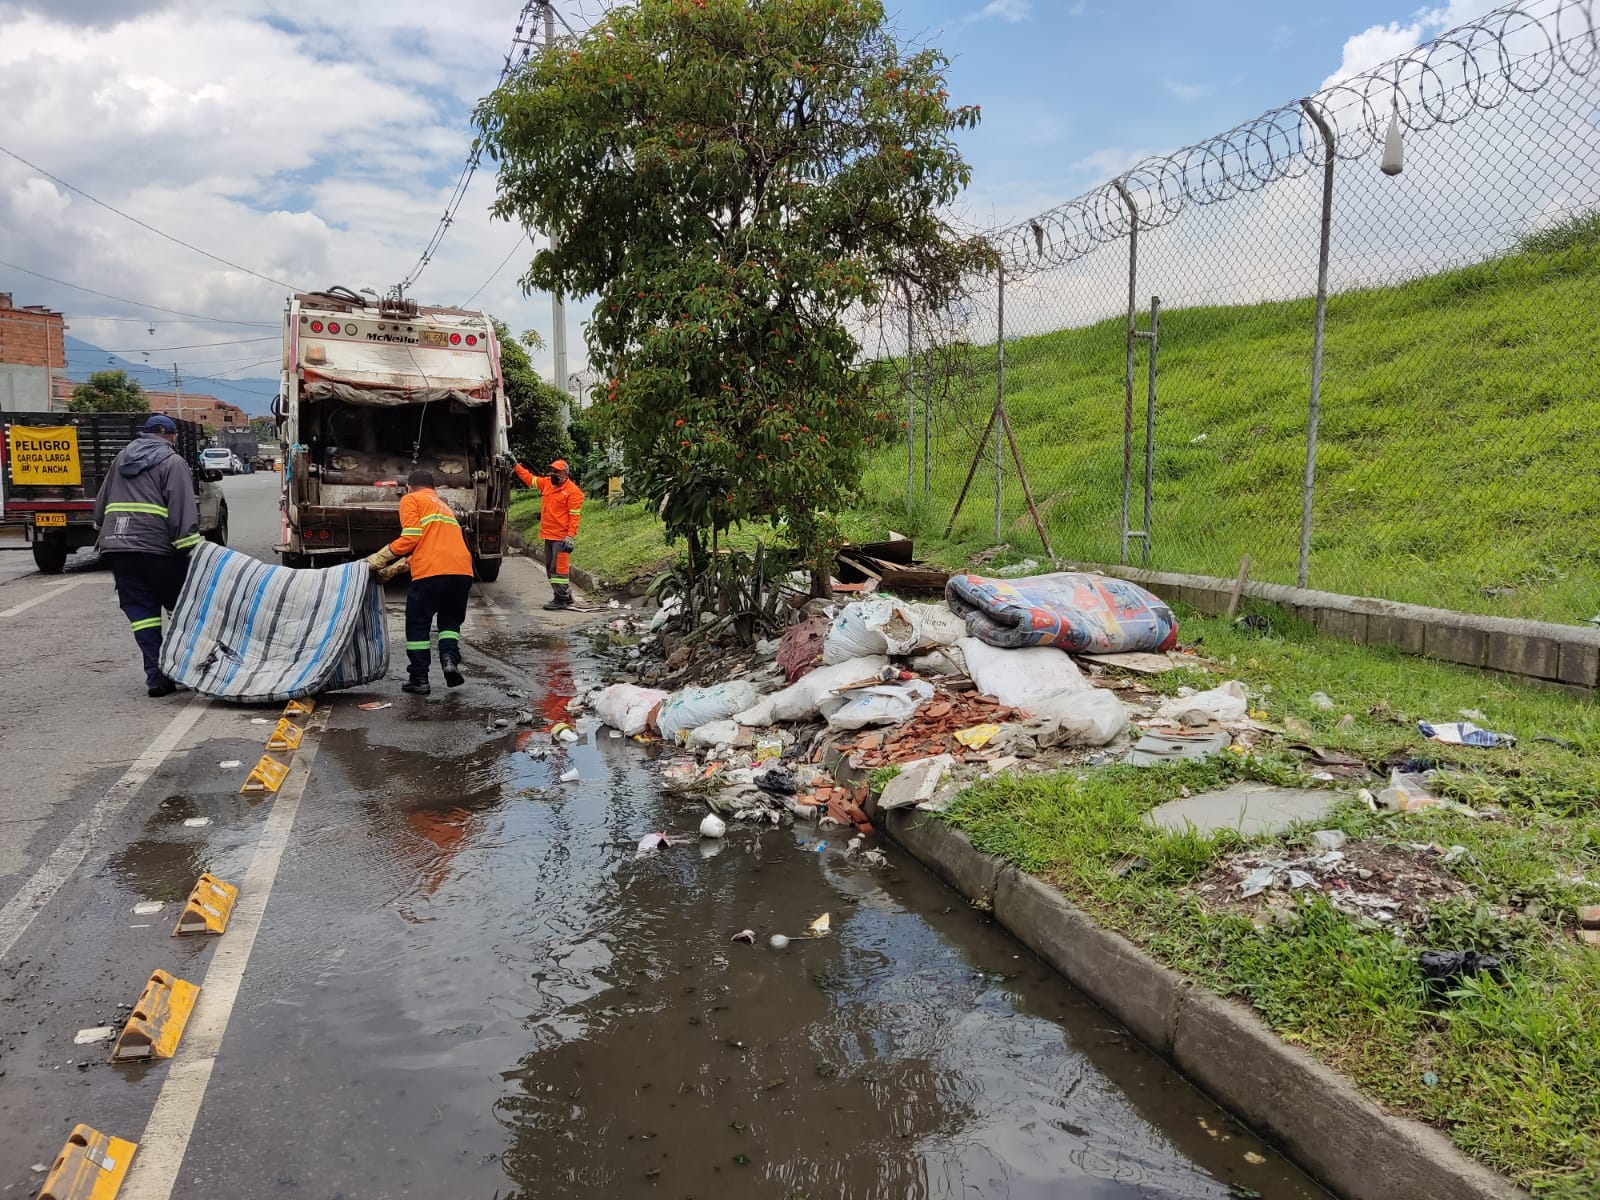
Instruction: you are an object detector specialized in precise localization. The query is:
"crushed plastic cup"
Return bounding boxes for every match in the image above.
[559,767,580,783]
[699,813,727,839]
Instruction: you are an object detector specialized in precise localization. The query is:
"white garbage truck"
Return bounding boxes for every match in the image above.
[273,288,514,579]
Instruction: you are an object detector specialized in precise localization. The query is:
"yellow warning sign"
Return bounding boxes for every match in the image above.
[240,753,290,794]
[8,425,82,486]
[283,698,316,718]
[173,873,239,936]
[110,970,200,1062]
[38,1124,136,1200]
[265,717,304,752]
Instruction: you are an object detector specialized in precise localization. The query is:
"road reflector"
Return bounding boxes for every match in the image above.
[284,698,316,718]
[240,754,290,794]
[38,1124,136,1200]
[110,970,201,1062]
[173,873,239,936]
[265,717,304,752]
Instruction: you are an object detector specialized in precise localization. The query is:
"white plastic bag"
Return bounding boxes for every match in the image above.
[1023,689,1128,747]
[824,680,934,731]
[905,603,967,649]
[734,656,889,725]
[592,683,670,736]
[958,638,1091,706]
[656,681,761,740]
[685,719,743,750]
[1157,681,1248,724]
[822,601,917,663]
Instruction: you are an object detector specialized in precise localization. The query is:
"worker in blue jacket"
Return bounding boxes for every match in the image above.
[92,415,202,696]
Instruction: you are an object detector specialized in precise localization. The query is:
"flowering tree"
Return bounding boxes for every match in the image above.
[476,0,991,572]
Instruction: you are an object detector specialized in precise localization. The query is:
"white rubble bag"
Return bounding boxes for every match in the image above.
[734,656,890,725]
[824,680,935,732]
[592,684,670,736]
[1156,681,1248,724]
[655,681,761,741]
[959,637,1127,745]
[822,601,969,665]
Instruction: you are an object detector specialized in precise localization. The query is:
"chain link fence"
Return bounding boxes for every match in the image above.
[890,0,1599,625]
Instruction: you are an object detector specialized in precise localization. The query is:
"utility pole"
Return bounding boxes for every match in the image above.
[543,0,570,418]
[172,364,183,428]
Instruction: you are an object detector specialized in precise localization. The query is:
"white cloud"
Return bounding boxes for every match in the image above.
[1163,79,1215,103]
[965,0,1031,25]
[1320,0,1505,89]
[1069,146,1153,180]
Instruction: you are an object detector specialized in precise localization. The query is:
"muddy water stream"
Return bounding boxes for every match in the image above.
[196,635,1330,1199]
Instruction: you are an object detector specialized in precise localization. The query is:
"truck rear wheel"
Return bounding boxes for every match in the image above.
[474,556,502,583]
[32,538,68,575]
[206,504,229,546]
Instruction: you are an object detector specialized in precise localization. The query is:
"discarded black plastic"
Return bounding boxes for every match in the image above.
[1234,614,1270,635]
[755,765,797,796]
[1418,949,1504,990]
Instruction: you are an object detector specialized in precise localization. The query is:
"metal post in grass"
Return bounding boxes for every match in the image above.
[995,262,1005,544]
[1299,98,1337,590]
[905,283,915,512]
[1113,178,1139,566]
[1143,296,1160,567]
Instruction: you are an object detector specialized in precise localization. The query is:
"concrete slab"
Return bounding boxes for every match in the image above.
[1144,781,1338,837]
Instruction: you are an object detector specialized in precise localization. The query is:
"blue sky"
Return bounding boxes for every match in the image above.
[0,0,1506,397]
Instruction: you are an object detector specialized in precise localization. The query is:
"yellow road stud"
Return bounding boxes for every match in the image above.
[172,873,239,936]
[265,718,304,752]
[283,698,316,718]
[110,970,200,1063]
[38,1124,136,1200]
[240,753,290,794]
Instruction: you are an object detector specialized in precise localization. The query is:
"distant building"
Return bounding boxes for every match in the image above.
[47,377,246,431]
[0,293,68,411]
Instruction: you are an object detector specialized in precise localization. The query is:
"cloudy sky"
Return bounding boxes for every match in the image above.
[0,0,1512,402]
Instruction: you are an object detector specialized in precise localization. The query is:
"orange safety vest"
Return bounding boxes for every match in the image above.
[514,466,585,541]
[390,487,473,580]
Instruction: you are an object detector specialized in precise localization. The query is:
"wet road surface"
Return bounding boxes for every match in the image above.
[0,478,1331,1199]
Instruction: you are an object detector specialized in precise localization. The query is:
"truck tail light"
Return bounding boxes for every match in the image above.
[309,320,324,333]
[327,322,341,334]
[465,334,478,346]
[449,333,462,345]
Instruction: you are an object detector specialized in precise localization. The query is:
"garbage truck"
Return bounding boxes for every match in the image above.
[273,288,514,579]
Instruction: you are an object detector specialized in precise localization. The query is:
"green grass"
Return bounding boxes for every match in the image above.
[511,494,676,587]
[855,234,1600,623]
[939,608,1600,1196]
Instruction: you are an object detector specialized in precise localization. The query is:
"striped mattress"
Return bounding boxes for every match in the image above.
[159,542,388,701]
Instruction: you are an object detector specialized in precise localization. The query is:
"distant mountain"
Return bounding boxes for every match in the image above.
[63,336,279,416]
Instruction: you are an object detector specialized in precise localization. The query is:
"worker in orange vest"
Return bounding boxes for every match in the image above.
[367,468,475,694]
[505,456,585,610]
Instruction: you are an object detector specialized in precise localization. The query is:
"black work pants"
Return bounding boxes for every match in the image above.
[405,574,472,679]
[106,551,190,687]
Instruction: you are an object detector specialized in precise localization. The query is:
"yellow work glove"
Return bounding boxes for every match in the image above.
[376,558,411,583]
[366,546,398,573]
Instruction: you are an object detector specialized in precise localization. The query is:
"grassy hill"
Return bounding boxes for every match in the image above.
[853,225,1600,623]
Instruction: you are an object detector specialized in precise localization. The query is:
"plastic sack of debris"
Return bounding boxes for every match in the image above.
[946,571,1179,652]
[1156,681,1248,725]
[908,645,967,676]
[824,679,935,732]
[1022,689,1128,747]
[592,683,670,736]
[735,656,889,725]
[685,719,744,750]
[655,681,761,741]
[823,600,968,664]
[959,638,1091,704]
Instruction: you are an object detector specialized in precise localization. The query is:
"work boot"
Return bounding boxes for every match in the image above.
[542,596,573,611]
[147,678,178,698]
[441,652,464,689]
[401,675,431,696]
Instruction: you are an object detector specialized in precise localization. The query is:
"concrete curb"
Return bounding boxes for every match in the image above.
[871,807,1527,1200]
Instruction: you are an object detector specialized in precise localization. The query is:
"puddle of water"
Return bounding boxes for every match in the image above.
[200,639,1329,1200]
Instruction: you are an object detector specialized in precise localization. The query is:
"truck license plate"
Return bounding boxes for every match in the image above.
[419,330,450,348]
[34,512,67,527]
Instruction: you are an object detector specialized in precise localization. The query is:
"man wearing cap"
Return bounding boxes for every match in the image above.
[367,469,475,695]
[92,414,203,697]
[504,456,584,610]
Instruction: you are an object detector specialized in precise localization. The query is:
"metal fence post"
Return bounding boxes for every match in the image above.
[904,285,915,511]
[1298,98,1337,590]
[1113,179,1139,566]
[1144,296,1160,567]
[994,263,1006,544]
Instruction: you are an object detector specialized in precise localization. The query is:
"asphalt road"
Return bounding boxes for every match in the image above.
[0,476,1331,1200]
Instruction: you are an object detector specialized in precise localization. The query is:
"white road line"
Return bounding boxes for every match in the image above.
[0,695,211,964]
[121,707,330,1200]
[0,576,89,619]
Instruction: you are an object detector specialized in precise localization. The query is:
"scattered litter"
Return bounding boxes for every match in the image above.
[811,841,828,854]
[356,701,392,712]
[592,683,669,735]
[74,1027,114,1045]
[1439,845,1472,866]
[1376,769,1438,811]
[1128,730,1232,767]
[878,755,955,811]
[699,813,727,839]
[1422,1071,1439,1087]
[609,729,623,738]
[133,902,163,915]
[1076,650,1176,675]
[1308,691,1335,710]
[825,679,934,731]
[635,832,675,858]
[953,723,1002,749]
[657,681,761,740]
[218,760,242,769]
[731,929,756,944]
[686,719,747,750]
[552,722,580,744]
[808,913,831,936]
[182,817,211,828]
[735,656,889,726]
[1156,681,1248,725]
[755,737,782,763]
[1309,829,1347,851]
[769,934,790,950]
[559,767,580,783]
[1418,949,1503,988]
[506,688,528,699]
[250,717,273,724]
[1419,720,1516,748]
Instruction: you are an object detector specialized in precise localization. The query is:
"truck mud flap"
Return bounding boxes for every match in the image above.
[38,1124,137,1200]
[172,873,239,937]
[110,970,201,1062]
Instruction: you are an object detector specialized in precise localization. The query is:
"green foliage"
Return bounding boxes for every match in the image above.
[69,369,149,414]
[476,0,992,572]
[493,318,571,471]
[1515,207,1600,256]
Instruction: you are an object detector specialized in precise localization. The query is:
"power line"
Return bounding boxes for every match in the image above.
[0,258,278,327]
[461,232,533,308]
[0,142,298,290]
[395,1,545,295]
[98,336,278,354]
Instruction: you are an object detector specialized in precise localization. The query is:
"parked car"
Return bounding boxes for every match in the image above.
[201,447,236,475]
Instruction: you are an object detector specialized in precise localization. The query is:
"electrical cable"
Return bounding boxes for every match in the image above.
[460,232,533,308]
[0,142,298,289]
[0,258,278,326]
[99,336,278,354]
